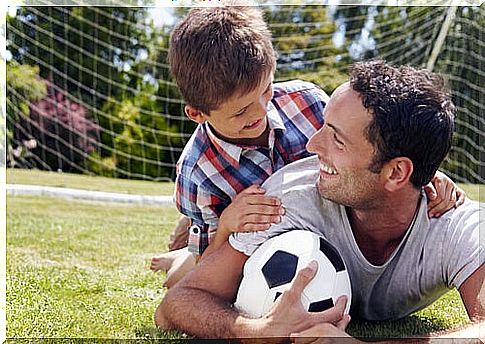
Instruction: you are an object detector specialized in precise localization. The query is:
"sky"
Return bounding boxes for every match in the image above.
[148,6,175,27]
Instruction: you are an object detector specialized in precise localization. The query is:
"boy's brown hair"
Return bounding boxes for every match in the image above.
[169,4,277,115]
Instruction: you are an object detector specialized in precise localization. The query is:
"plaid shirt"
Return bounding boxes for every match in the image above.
[175,80,329,255]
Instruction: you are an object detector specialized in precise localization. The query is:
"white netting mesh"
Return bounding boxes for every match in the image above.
[5,5,484,182]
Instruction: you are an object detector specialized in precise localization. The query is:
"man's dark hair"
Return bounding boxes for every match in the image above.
[350,60,455,188]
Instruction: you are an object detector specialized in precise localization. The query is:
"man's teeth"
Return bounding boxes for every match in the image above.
[320,163,337,175]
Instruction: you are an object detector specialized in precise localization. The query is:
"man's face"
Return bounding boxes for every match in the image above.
[202,73,273,145]
[306,82,382,209]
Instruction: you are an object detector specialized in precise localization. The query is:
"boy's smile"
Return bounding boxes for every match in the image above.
[185,73,274,146]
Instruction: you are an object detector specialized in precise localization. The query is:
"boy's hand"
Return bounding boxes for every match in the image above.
[218,185,284,235]
[168,216,191,251]
[424,170,466,218]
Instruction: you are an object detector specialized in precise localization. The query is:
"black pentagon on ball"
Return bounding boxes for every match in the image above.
[319,237,345,272]
[308,298,334,312]
[262,250,298,288]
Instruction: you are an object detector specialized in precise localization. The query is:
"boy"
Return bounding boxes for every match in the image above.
[151,4,463,287]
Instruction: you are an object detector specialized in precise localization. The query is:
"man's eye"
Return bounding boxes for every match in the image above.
[334,134,344,147]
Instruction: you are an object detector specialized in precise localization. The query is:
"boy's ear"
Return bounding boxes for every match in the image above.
[382,157,414,192]
[185,105,207,124]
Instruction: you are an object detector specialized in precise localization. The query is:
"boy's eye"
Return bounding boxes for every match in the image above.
[235,109,247,117]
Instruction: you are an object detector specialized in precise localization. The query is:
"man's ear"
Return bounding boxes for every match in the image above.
[185,105,207,124]
[382,157,414,192]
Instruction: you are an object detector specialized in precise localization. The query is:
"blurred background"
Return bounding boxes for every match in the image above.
[5,5,484,183]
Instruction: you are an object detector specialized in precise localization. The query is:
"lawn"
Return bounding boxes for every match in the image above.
[7,195,181,339]
[6,168,175,196]
[7,168,482,201]
[5,169,480,339]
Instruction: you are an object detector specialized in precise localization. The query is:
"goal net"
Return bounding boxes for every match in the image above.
[5,5,484,183]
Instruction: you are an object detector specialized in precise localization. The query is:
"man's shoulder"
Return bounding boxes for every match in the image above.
[443,198,481,231]
[433,198,480,227]
[421,198,481,248]
[261,155,320,197]
[273,80,329,101]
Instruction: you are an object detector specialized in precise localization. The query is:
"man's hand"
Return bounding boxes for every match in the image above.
[218,185,285,235]
[260,260,348,338]
[424,170,465,218]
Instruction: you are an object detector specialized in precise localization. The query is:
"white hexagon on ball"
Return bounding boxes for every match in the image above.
[235,230,351,318]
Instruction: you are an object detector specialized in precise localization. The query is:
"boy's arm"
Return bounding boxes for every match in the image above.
[175,172,223,255]
[176,174,282,257]
[424,170,466,218]
[201,185,284,259]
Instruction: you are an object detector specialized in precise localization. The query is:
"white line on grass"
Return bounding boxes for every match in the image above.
[6,184,174,205]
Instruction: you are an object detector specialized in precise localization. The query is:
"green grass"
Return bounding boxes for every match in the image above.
[459,183,483,202]
[6,170,480,339]
[7,168,175,196]
[7,195,472,340]
[7,195,179,338]
[7,168,482,201]
[348,290,469,338]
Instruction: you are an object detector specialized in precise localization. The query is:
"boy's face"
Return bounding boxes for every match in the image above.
[187,73,273,145]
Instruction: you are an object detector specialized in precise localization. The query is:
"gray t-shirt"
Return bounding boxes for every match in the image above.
[229,156,484,320]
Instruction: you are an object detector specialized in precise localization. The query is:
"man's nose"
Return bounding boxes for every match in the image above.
[307,128,326,154]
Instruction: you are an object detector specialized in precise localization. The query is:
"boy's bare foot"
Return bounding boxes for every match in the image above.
[150,248,184,272]
[168,216,191,251]
[163,248,196,288]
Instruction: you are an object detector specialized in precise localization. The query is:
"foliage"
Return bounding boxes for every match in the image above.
[94,92,182,179]
[27,80,98,172]
[7,7,150,109]
[7,65,99,172]
[7,7,188,179]
[333,5,484,183]
[6,62,47,167]
[6,6,484,181]
[6,62,47,127]
[434,6,484,183]
[265,5,348,94]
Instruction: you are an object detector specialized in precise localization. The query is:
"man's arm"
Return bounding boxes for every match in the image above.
[156,242,259,338]
[156,242,347,339]
[459,263,484,321]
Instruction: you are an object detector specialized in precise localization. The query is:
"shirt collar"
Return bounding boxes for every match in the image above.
[204,101,286,165]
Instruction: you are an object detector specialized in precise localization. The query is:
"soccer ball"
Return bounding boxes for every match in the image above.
[234,230,351,318]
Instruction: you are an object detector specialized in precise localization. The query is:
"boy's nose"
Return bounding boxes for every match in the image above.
[255,100,268,117]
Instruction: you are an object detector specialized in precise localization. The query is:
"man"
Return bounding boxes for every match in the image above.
[155,60,484,339]
[151,4,462,289]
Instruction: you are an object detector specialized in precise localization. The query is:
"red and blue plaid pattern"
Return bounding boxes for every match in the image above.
[175,80,329,255]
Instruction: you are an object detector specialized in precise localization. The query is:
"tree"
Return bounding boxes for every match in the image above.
[6,62,47,167]
[265,5,348,94]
